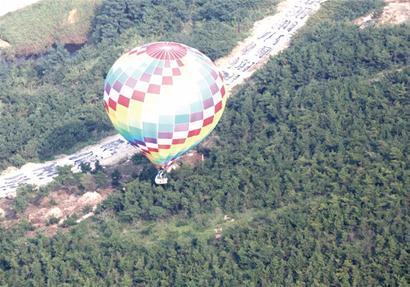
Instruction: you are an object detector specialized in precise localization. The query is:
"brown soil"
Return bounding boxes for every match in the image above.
[379,0,410,25]
[0,188,111,237]
[179,151,204,167]
[353,0,410,28]
[353,13,376,27]
[166,150,204,172]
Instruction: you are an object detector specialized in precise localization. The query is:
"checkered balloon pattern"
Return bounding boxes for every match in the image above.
[103,42,226,168]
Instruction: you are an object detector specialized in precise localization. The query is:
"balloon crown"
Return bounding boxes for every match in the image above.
[146,42,188,60]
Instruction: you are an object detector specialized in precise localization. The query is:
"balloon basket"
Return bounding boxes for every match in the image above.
[155,170,168,185]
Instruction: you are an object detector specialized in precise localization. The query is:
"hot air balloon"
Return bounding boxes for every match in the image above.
[103,42,226,184]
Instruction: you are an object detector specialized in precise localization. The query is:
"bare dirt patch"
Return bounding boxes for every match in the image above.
[67,8,79,24]
[178,151,204,168]
[379,0,410,25]
[353,13,377,27]
[0,188,111,237]
[165,150,205,172]
[353,0,410,28]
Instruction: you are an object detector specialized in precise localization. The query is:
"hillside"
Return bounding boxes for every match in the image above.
[0,0,408,286]
[0,0,101,56]
[0,0,42,17]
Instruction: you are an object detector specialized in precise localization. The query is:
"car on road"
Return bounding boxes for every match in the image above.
[287,22,298,32]
[223,72,235,82]
[236,59,250,70]
[228,57,240,66]
[264,32,277,42]
[4,173,23,181]
[69,151,93,161]
[242,61,256,72]
[299,12,308,19]
[272,35,285,45]
[100,139,124,151]
[241,43,256,55]
[74,155,96,166]
[257,46,272,59]
[257,31,272,39]
[279,20,291,29]
[226,74,240,85]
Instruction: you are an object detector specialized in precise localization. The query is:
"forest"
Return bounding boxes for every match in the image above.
[0,0,409,286]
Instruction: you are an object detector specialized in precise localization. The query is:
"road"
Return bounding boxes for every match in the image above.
[0,0,327,198]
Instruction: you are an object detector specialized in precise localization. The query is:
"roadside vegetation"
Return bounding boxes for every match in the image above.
[313,0,384,22]
[0,0,408,285]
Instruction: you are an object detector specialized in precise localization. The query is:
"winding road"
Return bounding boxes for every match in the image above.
[0,0,327,197]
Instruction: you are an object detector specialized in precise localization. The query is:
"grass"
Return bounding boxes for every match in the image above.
[0,0,101,56]
[91,192,328,247]
[104,207,281,246]
[89,208,263,247]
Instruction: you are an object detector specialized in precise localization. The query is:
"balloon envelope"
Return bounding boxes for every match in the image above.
[103,42,226,168]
